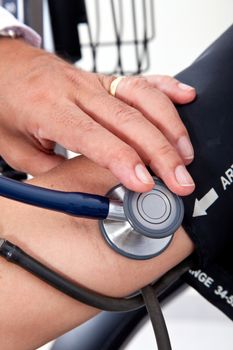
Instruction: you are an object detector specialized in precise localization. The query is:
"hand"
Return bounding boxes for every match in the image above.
[0,38,196,194]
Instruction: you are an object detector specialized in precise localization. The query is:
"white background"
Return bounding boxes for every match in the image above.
[39,1,233,349]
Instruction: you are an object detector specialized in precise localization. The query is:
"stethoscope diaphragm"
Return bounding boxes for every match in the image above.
[99,178,184,260]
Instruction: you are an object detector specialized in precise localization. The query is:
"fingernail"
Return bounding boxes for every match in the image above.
[175,165,194,186]
[177,136,194,160]
[178,82,194,91]
[135,164,154,184]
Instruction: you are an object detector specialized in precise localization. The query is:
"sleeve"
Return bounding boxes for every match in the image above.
[175,25,233,267]
[0,6,41,47]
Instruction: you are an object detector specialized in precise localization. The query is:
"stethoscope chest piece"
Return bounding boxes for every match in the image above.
[99,178,184,260]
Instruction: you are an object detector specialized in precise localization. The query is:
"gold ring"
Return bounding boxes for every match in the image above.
[109,76,125,97]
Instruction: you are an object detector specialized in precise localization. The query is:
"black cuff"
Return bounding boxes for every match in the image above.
[174,25,233,267]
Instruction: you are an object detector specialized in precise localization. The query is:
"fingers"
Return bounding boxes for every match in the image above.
[145,75,196,104]
[38,102,155,192]
[112,76,194,165]
[76,74,195,195]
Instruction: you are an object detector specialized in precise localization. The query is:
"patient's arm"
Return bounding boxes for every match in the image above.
[0,156,194,350]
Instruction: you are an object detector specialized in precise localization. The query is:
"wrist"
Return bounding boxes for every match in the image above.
[0,35,32,59]
[0,37,47,76]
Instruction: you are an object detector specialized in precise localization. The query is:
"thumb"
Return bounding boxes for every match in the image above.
[26,151,66,176]
[1,139,66,176]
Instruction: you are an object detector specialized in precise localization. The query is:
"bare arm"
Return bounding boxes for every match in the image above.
[0,156,194,350]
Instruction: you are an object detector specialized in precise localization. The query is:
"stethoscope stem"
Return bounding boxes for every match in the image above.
[107,200,125,221]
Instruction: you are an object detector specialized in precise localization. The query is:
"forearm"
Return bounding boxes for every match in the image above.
[0,157,194,349]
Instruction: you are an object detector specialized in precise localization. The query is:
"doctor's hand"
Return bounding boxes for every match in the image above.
[0,38,196,195]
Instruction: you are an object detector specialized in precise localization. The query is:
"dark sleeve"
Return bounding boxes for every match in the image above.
[175,25,233,268]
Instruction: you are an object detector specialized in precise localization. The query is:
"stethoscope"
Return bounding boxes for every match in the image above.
[0,175,184,260]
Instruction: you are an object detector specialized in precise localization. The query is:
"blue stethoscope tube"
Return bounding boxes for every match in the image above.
[0,176,109,219]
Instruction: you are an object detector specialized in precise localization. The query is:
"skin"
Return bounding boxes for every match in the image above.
[0,38,196,195]
[0,156,194,350]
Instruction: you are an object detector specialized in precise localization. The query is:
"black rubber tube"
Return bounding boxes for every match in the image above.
[142,285,172,350]
[0,239,194,312]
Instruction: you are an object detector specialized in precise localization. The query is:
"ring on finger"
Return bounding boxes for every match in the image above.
[109,76,125,97]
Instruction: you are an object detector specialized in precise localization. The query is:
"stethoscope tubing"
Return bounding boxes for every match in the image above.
[0,176,109,219]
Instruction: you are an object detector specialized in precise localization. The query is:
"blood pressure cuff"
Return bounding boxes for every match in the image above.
[175,25,233,320]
